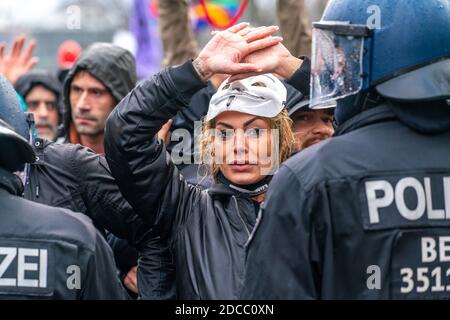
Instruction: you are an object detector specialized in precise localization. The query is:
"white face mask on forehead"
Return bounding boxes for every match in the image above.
[206,74,287,122]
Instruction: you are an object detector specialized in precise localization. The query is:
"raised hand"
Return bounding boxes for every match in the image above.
[0,35,39,85]
[193,23,282,81]
[228,41,303,82]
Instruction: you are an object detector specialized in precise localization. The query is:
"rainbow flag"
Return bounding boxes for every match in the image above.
[191,0,241,31]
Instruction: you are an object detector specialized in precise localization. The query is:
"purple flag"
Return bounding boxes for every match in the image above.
[130,0,163,79]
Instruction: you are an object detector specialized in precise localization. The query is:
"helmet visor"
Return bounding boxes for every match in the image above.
[310,26,365,109]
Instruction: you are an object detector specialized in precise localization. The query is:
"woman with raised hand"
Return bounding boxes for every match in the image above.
[105,23,296,299]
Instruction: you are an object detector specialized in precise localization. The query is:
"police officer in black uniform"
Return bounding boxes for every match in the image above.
[0,75,126,299]
[242,0,450,299]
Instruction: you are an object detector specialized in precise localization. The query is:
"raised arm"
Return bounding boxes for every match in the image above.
[0,35,39,85]
[105,23,282,233]
[159,0,199,67]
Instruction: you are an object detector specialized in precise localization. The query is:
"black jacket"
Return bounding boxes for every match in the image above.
[25,139,151,247]
[59,43,176,299]
[242,101,450,299]
[167,80,216,189]
[23,139,178,298]
[105,60,266,299]
[0,168,126,299]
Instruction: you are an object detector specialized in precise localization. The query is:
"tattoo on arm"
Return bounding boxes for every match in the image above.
[193,58,213,81]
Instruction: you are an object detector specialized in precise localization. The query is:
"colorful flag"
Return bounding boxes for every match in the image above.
[130,0,163,79]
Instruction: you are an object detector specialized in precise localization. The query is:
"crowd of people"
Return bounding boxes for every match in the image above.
[0,0,449,300]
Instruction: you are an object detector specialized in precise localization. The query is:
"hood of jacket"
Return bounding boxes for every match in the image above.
[62,43,136,143]
[337,100,450,136]
[388,99,450,134]
[15,69,63,112]
[15,69,64,138]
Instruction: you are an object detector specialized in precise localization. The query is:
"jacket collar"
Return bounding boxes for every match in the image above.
[208,183,240,198]
[0,167,24,196]
[335,104,397,136]
[208,174,272,199]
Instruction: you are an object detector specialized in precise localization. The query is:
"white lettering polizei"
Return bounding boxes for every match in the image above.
[444,177,450,219]
[0,247,17,286]
[395,177,426,221]
[365,177,450,224]
[18,248,39,287]
[0,247,48,288]
[365,180,394,224]
[425,178,445,219]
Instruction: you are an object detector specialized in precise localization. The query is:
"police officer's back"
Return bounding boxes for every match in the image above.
[242,0,450,299]
[0,76,125,299]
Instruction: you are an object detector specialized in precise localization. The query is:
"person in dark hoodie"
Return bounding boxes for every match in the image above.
[242,0,450,299]
[62,42,136,155]
[15,69,63,142]
[61,42,143,295]
[0,75,126,300]
[137,4,312,298]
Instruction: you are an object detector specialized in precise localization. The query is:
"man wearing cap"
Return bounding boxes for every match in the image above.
[285,84,335,152]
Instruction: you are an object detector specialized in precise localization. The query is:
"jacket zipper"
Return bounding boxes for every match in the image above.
[232,196,251,238]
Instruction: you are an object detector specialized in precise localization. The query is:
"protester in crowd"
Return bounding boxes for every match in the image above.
[286,94,335,152]
[15,69,63,141]
[138,3,312,299]
[289,103,334,151]
[62,43,134,154]
[158,1,311,185]
[104,23,308,299]
[60,42,144,295]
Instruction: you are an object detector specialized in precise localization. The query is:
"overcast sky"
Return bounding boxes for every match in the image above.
[0,0,59,28]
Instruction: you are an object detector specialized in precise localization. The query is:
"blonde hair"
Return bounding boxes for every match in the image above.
[199,109,295,182]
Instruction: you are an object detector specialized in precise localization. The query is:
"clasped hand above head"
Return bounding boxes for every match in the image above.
[193,22,303,84]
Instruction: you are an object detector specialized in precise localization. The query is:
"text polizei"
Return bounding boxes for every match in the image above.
[365,176,450,225]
